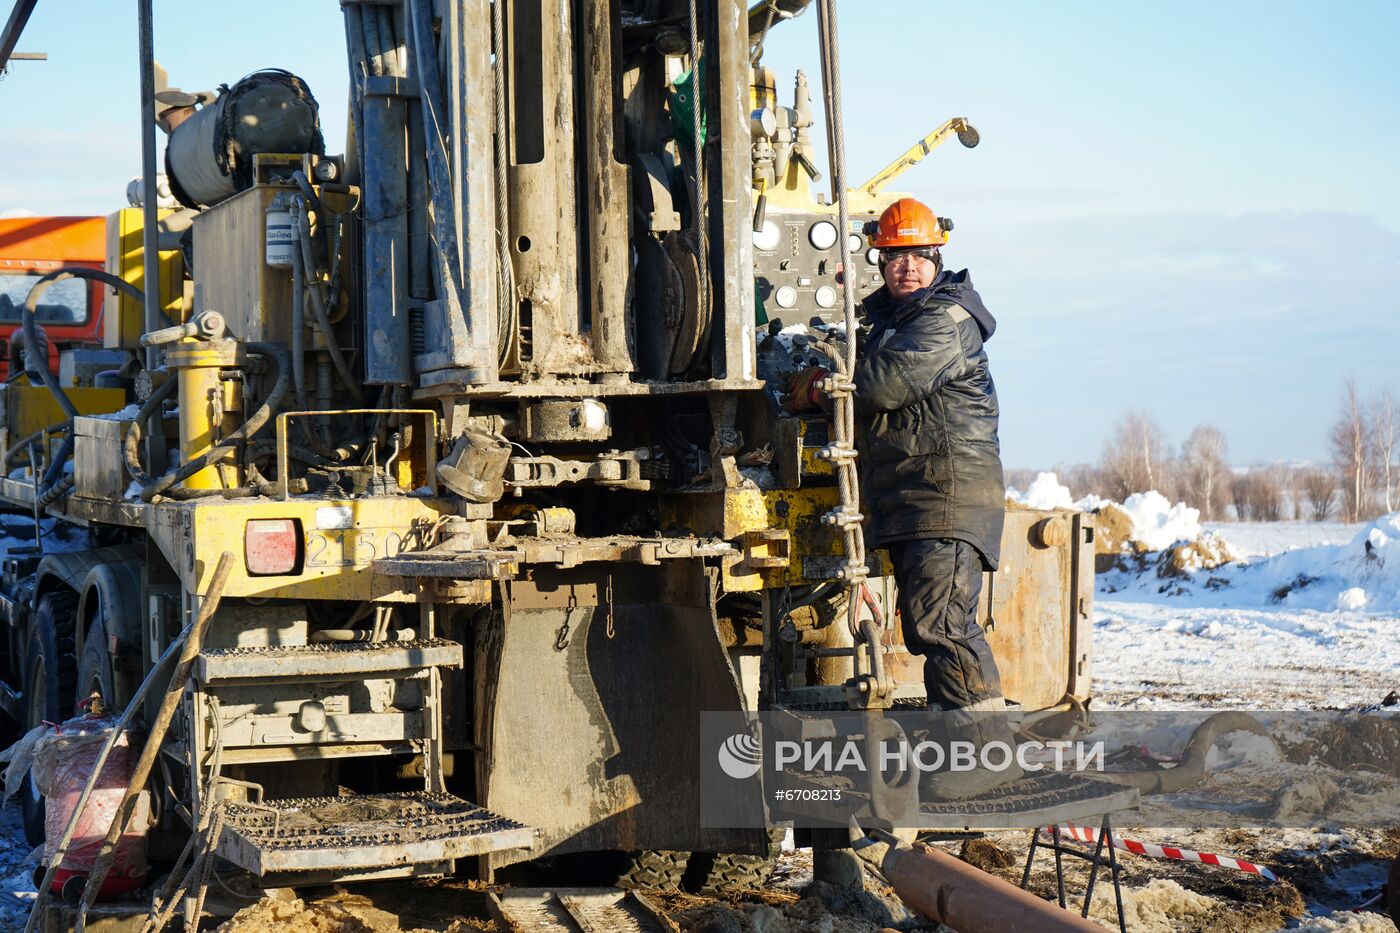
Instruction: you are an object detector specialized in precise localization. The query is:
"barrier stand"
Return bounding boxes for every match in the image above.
[1021,814,1128,933]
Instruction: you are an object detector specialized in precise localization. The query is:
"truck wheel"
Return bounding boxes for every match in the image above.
[684,828,785,895]
[616,850,689,892]
[76,611,115,712]
[21,590,78,848]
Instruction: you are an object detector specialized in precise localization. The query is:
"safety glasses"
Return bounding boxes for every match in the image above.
[878,246,939,269]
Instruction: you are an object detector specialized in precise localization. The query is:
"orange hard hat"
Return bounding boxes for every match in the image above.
[871,197,949,249]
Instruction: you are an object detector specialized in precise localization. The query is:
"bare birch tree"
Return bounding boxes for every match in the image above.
[1181,425,1230,520]
[1101,410,1169,499]
[1371,390,1397,514]
[1330,379,1371,522]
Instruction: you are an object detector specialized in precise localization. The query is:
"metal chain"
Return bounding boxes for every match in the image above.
[555,589,579,651]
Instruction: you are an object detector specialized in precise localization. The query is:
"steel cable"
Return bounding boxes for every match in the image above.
[814,0,884,698]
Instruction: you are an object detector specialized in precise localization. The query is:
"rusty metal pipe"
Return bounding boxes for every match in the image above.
[889,842,1106,933]
[867,833,1104,933]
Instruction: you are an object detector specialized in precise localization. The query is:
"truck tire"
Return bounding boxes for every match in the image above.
[21,590,78,847]
[616,850,690,892]
[683,828,785,895]
[76,611,116,712]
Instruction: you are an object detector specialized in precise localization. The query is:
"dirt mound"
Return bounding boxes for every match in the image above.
[1157,534,1237,578]
[216,898,391,933]
[1094,503,1138,555]
[958,837,1016,873]
[1280,716,1400,778]
[214,894,486,933]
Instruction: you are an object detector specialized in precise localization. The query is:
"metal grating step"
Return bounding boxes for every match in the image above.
[196,638,463,681]
[488,888,674,933]
[917,771,1140,831]
[217,791,533,875]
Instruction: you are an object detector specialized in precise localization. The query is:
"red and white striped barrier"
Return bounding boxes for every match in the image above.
[1047,823,1280,883]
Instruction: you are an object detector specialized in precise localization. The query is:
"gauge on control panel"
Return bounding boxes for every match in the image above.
[814,285,837,309]
[808,220,838,250]
[752,219,781,251]
[774,285,798,309]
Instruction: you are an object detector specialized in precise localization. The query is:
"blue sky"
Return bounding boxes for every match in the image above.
[2,1,1397,469]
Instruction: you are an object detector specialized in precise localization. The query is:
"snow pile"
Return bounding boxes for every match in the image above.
[1006,474,1203,554]
[1117,490,1202,552]
[1006,471,1079,510]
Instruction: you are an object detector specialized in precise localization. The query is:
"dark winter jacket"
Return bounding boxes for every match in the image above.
[854,269,1006,568]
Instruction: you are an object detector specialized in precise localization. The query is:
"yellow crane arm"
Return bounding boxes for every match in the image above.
[854,117,980,198]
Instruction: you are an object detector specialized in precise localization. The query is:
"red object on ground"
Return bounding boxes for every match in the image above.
[39,715,148,897]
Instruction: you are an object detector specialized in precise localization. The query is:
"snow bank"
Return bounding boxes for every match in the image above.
[1006,474,1198,551]
[1007,472,1076,510]
[1104,510,1400,616]
[1118,490,1202,552]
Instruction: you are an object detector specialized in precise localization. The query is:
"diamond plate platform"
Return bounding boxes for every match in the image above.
[216,791,533,875]
[488,888,674,933]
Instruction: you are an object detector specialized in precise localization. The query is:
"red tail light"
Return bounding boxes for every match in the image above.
[244,519,302,576]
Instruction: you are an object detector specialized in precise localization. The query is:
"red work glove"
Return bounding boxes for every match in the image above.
[784,366,829,412]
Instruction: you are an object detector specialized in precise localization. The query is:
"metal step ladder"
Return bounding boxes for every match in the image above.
[179,608,536,882]
[217,791,533,876]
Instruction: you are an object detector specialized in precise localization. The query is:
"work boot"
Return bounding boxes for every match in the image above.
[919,697,1024,802]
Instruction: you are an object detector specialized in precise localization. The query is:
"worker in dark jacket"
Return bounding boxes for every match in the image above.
[787,197,1015,798]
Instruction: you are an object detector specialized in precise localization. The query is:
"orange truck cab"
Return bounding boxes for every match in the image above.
[0,216,107,380]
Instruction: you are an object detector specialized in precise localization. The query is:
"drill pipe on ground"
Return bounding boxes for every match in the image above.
[892,841,1105,932]
[857,828,1105,933]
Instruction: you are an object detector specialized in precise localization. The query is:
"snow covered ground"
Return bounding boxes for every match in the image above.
[1095,516,1400,710]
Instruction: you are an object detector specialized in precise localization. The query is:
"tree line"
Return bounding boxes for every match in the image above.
[1008,379,1397,523]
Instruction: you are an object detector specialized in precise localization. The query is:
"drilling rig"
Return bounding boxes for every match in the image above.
[0,0,1095,903]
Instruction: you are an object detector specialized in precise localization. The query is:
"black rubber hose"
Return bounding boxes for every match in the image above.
[292,197,363,404]
[23,269,146,420]
[4,421,73,466]
[35,476,75,510]
[249,437,366,466]
[39,433,73,490]
[1098,712,1273,795]
[122,376,179,487]
[140,342,292,502]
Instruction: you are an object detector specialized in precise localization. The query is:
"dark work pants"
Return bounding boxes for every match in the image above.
[888,537,1004,710]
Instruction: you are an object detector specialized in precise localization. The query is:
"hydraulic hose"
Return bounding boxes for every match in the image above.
[140,342,291,502]
[292,197,363,404]
[4,421,73,466]
[122,376,179,488]
[34,431,75,511]
[290,205,312,413]
[249,437,366,466]
[35,476,75,510]
[23,269,148,420]
[1099,712,1273,795]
